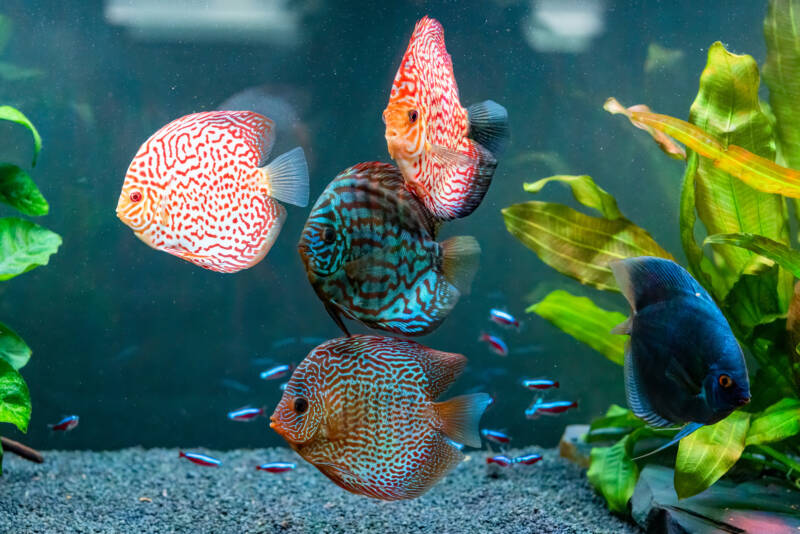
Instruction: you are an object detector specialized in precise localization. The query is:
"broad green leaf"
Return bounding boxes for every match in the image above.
[674,411,750,499]
[722,267,786,337]
[502,201,673,291]
[0,217,61,281]
[746,398,800,446]
[705,233,800,278]
[587,433,639,514]
[750,333,799,407]
[763,0,800,171]
[0,106,41,167]
[590,404,644,432]
[0,163,48,216]
[0,321,30,370]
[523,175,623,220]
[527,290,627,365]
[0,358,30,433]
[689,42,788,293]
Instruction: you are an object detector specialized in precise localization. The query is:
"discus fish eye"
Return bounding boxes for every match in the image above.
[718,374,734,388]
[322,227,336,244]
[293,397,309,414]
[129,190,143,203]
[408,109,418,124]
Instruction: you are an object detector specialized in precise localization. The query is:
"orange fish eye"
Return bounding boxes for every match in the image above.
[129,191,143,203]
[293,397,309,414]
[408,109,418,124]
[718,374,734,388]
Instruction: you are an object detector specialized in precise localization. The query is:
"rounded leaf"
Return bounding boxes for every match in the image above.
[0,217,61,281]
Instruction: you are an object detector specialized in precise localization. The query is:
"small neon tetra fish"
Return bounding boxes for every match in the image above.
[49,415,79,432]
[489,309,520,330]
[256,462,296,473]
[179,451,221,467]
[486,455,513,467]
[521,379,559,390]
[525,399,578,419]
[260,364,292,381]
[479,333,508,356]
[513,453,543,466]
[480,429,511,445]
[227,406,265,422]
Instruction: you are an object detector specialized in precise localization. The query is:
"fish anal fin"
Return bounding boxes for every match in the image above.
[324,302,350,337]
[433,393,493,448]
[633,422,704,460]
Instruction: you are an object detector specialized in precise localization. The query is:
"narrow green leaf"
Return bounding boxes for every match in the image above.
[0,106,42,167]
[745,398,800,446]
[0,217,61,281]
[523,175,623,220]
[763,0,800,171]
[0,321,30,370]
[690,42,789,295]
[502,201,673,291]
[590,404,645,432]
[587,434,639,514]
[705,233,800,278]
[0,163,48,216]
[527,290,627,365]
[0,358,30,433]
[674,411,750,499]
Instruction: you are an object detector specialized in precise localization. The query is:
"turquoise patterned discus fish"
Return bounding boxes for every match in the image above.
[269,335,493,500]
[297,162,480,336]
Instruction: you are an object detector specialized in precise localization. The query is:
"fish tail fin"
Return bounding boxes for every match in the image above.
[434,393,493,448]
[610,257,709,313]
[441,236,480,295]
[261,147,309,207]
[467,100,509,154]
[179,451,186,458]
[633,422,704,460]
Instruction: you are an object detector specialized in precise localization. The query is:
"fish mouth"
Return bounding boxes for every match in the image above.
[737,396,751,407]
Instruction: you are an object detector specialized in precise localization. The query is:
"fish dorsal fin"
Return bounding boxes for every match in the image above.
[624,345,673,428]
[467,100,509,154]
[610,257,710,313]
[633,422,705,460]
[433,393,493,448]
[229,111,275,165]
[413,346,467,398]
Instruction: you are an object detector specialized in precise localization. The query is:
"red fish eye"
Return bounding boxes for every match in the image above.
[408,109,418,124]
[129,191,143,203]
[293,397,309,414]
[718,374,734,388]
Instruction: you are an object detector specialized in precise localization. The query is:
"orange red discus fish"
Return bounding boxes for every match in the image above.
[116,110,309,273]
[270,335,492,501]
[383,16,508,221]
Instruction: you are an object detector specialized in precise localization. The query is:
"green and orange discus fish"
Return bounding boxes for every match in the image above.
[270,335,493,500]
[297,161,480,337]
[116,111,309,273]
[383,16,508,221]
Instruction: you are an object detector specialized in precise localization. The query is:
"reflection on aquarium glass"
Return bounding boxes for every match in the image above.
[0,1,799,532]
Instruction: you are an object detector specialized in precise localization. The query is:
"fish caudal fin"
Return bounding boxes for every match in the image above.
[262,147,310,207]
[434,393,493,448]
[467,100,509,154]
[441,236,480,295]
[610,257,711,313]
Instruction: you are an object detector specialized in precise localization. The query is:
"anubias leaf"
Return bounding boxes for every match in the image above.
[0,358,30,433]
[0,163,48,216]
[502,201,673,291]
[527,290,627,365]
[722,267,786,336]
[0,217,61,281]
[746,398,800,446]
[0,106,41,167]
[705,233,800,278]
[523,175,623,220]
[590,404,645,432]
[587,433,639,514]
[0,321,30,370]
[674,411,750,499]
[763,0,800,171]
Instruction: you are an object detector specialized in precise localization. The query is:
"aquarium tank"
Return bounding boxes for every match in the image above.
[0,0,799,532]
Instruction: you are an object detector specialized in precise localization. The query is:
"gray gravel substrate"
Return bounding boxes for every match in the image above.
[0,447,640,534]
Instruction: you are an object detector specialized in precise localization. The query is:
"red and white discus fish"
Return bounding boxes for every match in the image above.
[116,111,309,273]
[383,16,508,221]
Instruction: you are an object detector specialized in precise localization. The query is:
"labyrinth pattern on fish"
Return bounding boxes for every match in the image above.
[387,16,496,220]
[120,111,286,273]
[272,336,466,500]
[298,162,461,336]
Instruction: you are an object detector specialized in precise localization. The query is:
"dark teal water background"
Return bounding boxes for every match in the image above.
[0,1,767,451]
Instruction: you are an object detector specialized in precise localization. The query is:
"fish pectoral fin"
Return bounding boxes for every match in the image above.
[610,317,632,335]
[440,236,480,295]
[633,422,704,460]
[157,196,170,226]
[624,345,673,428]
[665,359,702,396]
[427,143,478,169]
[342,250,392,282]
[433,393,493,448]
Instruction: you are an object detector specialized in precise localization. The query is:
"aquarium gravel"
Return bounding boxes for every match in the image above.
[0,447,640,533]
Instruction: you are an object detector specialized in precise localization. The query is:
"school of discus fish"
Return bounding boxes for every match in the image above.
[113,16,752,500]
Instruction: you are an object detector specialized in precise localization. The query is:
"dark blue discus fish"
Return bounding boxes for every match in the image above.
[611,257,751,455]
[297,162,480,336]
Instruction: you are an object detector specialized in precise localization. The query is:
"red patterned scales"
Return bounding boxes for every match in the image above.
[270,335,492,500]
[116,111,309,273]
[383,16,508,221]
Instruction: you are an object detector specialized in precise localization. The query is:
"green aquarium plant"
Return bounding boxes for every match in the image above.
[503,0,800,513]
[0,104,61,470]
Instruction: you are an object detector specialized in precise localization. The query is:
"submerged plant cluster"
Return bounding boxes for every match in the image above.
[504,0,800,512]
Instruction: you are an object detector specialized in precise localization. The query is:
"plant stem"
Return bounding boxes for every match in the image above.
[0,436,43,463]
[752,444,800,485]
